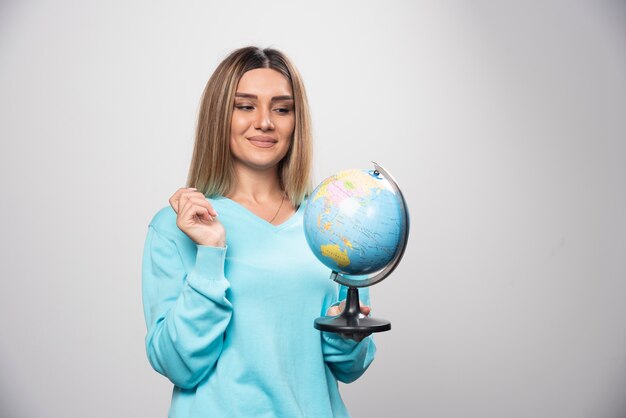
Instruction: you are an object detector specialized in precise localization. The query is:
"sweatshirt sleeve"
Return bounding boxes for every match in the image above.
[321,285,377,383]
[142,225,233,389]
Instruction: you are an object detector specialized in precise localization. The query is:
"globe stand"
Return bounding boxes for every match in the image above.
[314,285,391,334]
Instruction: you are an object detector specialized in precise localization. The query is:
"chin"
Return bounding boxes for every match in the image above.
[238,157,283,171]
[248,152,288,168]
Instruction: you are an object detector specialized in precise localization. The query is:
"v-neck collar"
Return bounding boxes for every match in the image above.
[216,196,304,232]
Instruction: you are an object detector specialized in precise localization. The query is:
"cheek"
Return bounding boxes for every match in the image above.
[230,114,249,134]
[280,117,296,137]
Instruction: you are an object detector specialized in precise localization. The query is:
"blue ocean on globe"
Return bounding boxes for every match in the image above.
[303,168,403,276]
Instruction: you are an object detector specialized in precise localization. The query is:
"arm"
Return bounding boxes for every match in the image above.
[142,225,233,389]
[321,286,377,383]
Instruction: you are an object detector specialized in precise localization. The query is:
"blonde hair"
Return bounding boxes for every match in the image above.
[186,46,313,207]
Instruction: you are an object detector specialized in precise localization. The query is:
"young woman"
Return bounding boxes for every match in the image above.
[142,46,375,417]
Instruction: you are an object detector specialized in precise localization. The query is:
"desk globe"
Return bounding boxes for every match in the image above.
[304,162,409,334]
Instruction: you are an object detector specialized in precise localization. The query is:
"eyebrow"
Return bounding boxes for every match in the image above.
[235,93,294,101]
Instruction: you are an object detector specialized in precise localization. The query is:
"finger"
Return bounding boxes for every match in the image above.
[180,196,218,220]
[177,198,212,228]
[327,306,341,316]
[338,300,346,311]
[179,198,214,224]
[326,299,346,316]
[359,305,371,316]
[178,192,217,218]
[169,187,197,213]
[170,187,196,211]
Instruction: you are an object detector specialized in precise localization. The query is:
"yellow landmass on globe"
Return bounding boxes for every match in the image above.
[312,182,330,201]
[342,238,353,249]
[320,244,351,268]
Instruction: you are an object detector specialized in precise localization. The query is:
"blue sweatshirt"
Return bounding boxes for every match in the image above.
[142,196,376,417]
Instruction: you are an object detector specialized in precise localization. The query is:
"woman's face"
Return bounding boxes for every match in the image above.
[230,68,295,173]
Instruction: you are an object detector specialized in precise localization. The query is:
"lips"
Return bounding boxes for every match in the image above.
[247,136,278,148]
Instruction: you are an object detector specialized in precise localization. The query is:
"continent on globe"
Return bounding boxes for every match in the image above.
[320,244,351,268]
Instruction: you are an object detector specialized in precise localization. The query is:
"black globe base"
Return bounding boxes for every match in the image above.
[314,287,391,334]
[314,315,391,333]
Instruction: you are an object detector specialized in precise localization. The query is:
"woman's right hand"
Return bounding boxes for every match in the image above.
[169,187,226,247]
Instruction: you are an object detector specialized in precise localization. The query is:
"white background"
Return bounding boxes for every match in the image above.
[1,1,625,417]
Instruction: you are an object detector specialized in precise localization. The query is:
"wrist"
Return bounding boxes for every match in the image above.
[194,234,226,247]
[197,239,226,248]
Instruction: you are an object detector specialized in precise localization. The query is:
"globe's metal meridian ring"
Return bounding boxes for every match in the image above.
[331,162,410,288]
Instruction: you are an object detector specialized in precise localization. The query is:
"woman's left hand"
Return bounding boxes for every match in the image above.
[326,301,372,342]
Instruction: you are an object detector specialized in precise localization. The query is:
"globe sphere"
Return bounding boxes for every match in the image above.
[303,168,404,276]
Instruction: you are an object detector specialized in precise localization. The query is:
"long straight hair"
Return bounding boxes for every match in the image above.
[186,46,313,206]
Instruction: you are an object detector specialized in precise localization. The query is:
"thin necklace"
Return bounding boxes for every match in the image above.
[269,193,286,224]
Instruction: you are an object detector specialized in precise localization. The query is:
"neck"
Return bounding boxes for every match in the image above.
[228,162,284,203]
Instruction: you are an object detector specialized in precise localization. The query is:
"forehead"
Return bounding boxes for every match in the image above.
[236,68,293,96]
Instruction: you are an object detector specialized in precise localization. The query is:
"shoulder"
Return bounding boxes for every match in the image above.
[147,205,181,241]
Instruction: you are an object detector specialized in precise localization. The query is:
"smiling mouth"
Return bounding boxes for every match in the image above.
[248,136,278,148]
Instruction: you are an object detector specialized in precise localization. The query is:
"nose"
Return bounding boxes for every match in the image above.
[254,107,274,131]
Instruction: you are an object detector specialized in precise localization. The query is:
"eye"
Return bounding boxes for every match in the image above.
[234,103,254,111]
[273,106,293,114]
